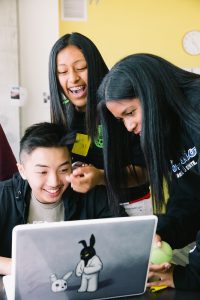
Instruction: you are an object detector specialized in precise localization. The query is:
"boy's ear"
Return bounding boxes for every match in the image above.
[17,163,27,180]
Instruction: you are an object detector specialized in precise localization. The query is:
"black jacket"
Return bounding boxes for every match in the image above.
[157,131,200,248]
[156,130,200,289]
[0,173,113,258]
[173,231,200,290]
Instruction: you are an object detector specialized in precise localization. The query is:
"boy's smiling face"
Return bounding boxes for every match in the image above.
[17,147,71,204]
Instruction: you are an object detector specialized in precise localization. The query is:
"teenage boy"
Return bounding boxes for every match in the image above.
[0,122,112,275]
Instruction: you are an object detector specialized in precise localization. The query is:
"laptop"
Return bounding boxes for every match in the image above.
[3,215,157,300]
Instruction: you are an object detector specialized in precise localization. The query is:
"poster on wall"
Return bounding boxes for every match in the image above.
[10,86,27,106]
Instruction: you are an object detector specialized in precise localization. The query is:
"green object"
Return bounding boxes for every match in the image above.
[150,241,173,264]
[62,99,69,105]
[94,125,103,148]
[61,93,69,105]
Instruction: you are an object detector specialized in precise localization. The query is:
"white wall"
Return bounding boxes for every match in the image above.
[18,0,59,134]
[0,0,20,158]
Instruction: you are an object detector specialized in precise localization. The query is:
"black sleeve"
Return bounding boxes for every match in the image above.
[156,170,200,249]
[93,186,114,218]
[0,178,17,257]
[173,231,200,290]
[85,186,114,219]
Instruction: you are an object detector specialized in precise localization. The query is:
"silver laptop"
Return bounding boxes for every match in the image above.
[3,215,157,300]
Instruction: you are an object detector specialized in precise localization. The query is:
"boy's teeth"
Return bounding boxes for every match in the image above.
[48,189,59,193]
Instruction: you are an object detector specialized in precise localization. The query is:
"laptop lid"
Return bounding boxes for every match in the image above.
[8,215,157,300]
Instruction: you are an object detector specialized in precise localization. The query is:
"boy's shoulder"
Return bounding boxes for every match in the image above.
[0,172,24,190]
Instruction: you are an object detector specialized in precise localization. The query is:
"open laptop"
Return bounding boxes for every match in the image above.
[3,215,157,300]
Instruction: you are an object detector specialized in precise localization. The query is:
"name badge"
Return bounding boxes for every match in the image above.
[72,133,91,156]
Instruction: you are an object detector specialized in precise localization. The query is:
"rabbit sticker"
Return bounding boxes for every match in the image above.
[50,272,73,292]
[76,234,103,292]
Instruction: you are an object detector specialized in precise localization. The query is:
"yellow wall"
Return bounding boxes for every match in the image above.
[59,0,200,68]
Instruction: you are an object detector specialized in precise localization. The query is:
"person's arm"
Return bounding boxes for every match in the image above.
[173,230,200,290]
[147,262,175,288]
[66,164,148,193]
[148,231,200,290]
[66,165,105,193]
[156,172,200,249]
[79,184,113,218]
[0,257,11,275]
[0,177,17,275]
[0,182,12,275]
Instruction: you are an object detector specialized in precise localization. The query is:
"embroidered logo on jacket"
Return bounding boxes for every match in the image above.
[171,146,198,178]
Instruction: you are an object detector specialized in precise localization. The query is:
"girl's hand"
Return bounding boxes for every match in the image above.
[154,234,162,248]
[147,262,175,288]
[0,257,12,275]
[66,165,105,193]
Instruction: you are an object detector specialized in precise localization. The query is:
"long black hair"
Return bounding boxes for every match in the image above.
[98,53,200,213]
[49,32,109,139]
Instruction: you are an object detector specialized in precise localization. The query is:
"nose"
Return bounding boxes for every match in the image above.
[46,172,60,187]
[123,118,136,132]
[68,69,80,83]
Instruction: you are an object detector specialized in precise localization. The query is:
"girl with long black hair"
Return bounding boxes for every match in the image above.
[49,33,149,210]
[98,53,200,289]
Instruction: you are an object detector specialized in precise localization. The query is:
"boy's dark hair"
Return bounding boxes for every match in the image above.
[19,122,75,160]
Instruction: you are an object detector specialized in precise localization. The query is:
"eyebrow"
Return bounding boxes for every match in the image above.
[57,59,86,67]
[34,161,71,168]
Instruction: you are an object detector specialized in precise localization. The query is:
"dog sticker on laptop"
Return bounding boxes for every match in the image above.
[50,234,103,293]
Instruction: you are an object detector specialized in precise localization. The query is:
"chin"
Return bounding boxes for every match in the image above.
[42,193,62,204]
[72,100,86,110]
[45,198,60,204]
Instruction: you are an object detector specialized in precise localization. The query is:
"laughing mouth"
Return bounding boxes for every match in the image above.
[68,85,85,94]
